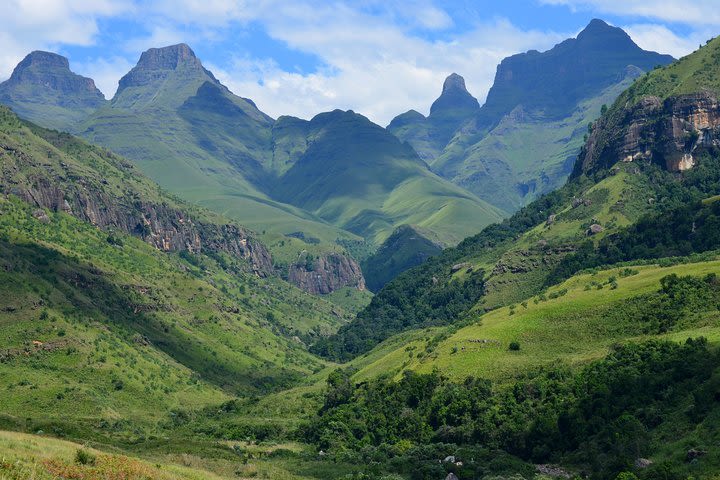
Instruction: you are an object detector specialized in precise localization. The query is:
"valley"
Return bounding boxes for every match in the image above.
[1,12,720,480]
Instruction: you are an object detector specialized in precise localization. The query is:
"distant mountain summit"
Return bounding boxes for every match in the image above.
[388,72,480,161]
[480,18,673,121]
[389,19,675,212]
[0,51,106,130]
[430,73,479,117]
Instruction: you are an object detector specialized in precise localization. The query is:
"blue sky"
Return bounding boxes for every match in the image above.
[1,1,718,124]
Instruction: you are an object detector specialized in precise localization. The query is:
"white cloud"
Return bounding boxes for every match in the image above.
[622,24,713,58]
[0,0,132,81]
[72,56,135,99]
[540,0,720,26]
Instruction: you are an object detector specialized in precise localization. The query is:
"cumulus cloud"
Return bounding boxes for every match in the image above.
[0,0,132,81]
[539,0,720,26]
[201,4,568,124]
[622,23,714,58]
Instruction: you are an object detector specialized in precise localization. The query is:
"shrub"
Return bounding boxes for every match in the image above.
[75,448,96,465]
[508,341,521,351]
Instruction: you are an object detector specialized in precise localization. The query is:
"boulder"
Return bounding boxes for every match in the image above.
[451,263,470,273]
[445,474,459,480]
[587,224,604,235]
[687,448,707,461]
[635,458,653,469]
[32,209,50,224]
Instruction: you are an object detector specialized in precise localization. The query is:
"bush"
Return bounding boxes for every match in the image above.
[75,448,96,465]
[508,341,521,351]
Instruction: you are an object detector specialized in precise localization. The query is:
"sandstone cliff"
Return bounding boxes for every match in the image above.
[288,253,365,295]
[576,91,720,175]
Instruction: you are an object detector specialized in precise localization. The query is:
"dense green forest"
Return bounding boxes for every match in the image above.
[310,334,720,479]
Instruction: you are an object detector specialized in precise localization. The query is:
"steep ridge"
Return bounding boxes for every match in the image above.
[317,38,720,360]
[390,20,674,212]
[0,51,106,131]
[361,224,443,292]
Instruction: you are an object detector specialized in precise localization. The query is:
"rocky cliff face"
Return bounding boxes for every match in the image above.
[288,253,365,295]
[0,113,273,276]
[577,91,720,175]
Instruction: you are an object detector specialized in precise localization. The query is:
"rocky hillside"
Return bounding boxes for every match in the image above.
[576,36,720,176]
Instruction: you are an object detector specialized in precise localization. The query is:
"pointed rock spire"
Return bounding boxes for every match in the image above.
[442,73,470,95]
[430,73,479,118]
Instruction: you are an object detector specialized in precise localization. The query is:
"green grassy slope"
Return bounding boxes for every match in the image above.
[0,105,368,444]
[273,110,505,245]
[355,256,720,382]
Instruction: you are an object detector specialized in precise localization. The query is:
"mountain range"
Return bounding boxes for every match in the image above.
[0,19,673,294]
[389,19,674,212]
[1,16,720,480]
[0,43,503,294]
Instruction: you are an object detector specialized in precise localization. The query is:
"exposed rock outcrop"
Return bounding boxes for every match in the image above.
[288,253,365,295]
[0,119,273,276]
[10,173,273,276]
[577,91,720,175]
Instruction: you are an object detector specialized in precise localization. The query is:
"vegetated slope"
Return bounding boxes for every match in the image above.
[273,109,504,246]
[0,108,365,444]
[361,224,443,292]
[0,431,231,480]
[312,334,720,480]
[0,51,106,131]
[316,38,720,361]
[389,19,674,212]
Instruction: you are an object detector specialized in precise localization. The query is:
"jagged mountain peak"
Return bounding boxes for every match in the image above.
[113,43,222,109]
[575,18,642,51]
[442,73,469,94]
[430,72,479,119]
[4,50,102,95]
